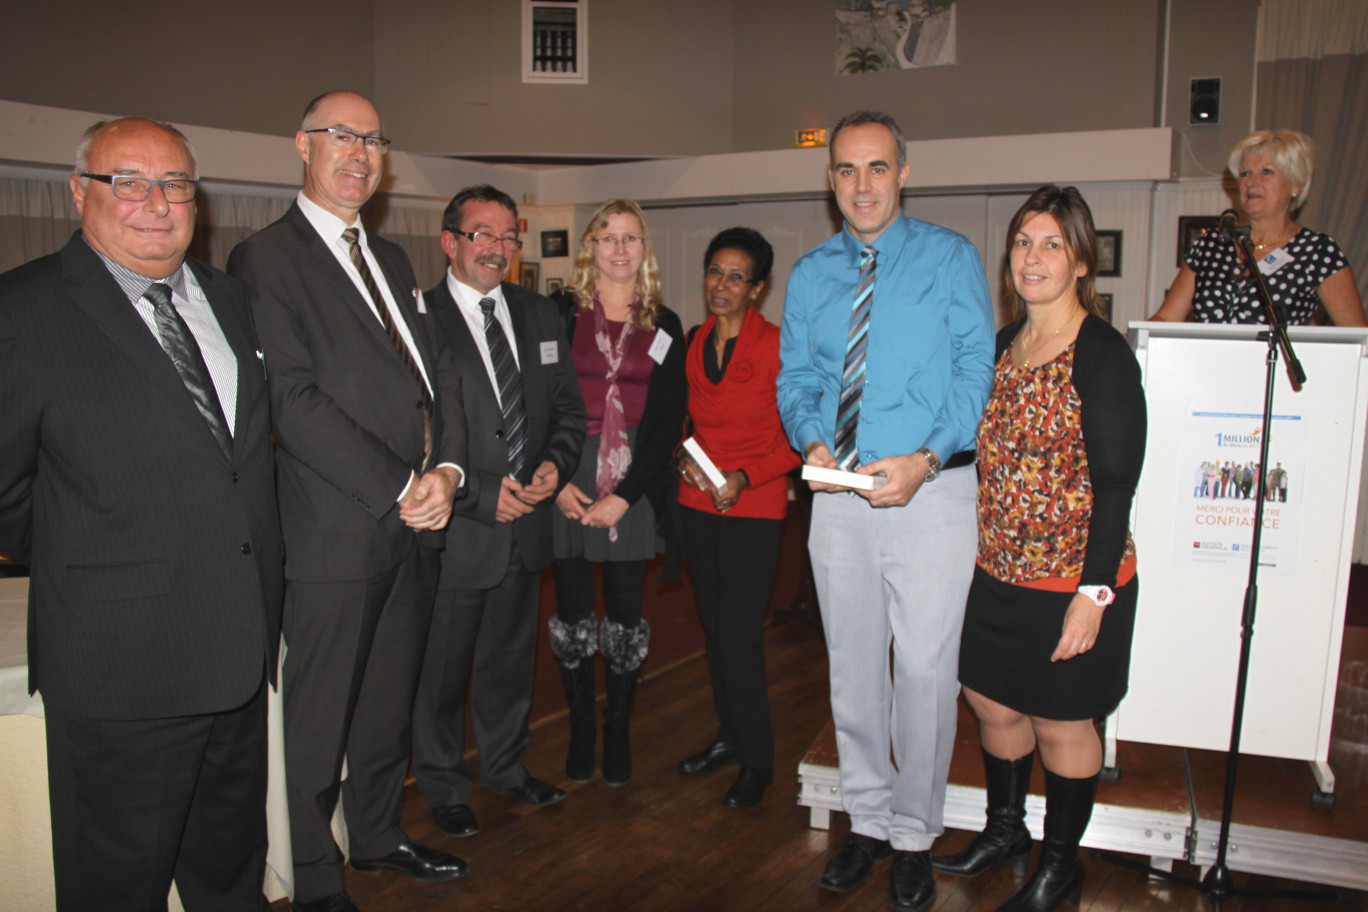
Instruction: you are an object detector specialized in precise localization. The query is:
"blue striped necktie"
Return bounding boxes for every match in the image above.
[833,245,875,470]
[480,297,529,481]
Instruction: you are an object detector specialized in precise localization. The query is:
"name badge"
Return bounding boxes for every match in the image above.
[414,288,428,314]
[1257,247,1293,276]
[647,328,672,365]
[540,340,559,364]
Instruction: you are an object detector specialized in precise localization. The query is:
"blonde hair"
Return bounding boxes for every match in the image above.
[567,198,663,330]
[1228,129,1315,209]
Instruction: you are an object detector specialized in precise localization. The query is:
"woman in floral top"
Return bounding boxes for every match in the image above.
[932,186,1146,912]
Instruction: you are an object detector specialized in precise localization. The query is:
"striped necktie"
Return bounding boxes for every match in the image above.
[342,227,433,469]
[833,245,875,470]
[480,297,529,481]
[144,282,233,459]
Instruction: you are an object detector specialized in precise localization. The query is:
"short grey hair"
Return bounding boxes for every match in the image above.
[1228,129,1315,208]
[830,110,907,170]
[74,118,199,187]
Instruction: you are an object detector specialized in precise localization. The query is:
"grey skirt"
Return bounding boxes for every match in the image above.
[552,429,660,562]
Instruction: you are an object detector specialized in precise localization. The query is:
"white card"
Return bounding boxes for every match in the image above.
[647,328,672,365]
[682,437,728,492]
[1257,247,1293,276]
[540,340,559,365]
[413,288,428,314]
[801,464,888,491]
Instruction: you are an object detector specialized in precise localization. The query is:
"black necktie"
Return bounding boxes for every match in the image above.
[144,282,233,459]
[480,297,528,481]
[342,227,433,469]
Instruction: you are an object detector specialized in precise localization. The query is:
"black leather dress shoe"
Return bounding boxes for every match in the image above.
[434,803,479,838]
[820,832,894,893]
[505,776,567,807]
[888,850,937,912]
[349,841,467,882]
[722,766,772,808]
[292,893,360,912]
[678,740,739,774]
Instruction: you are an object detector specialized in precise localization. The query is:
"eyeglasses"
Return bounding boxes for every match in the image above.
[592,234,644,248]
[302,127,392,154]
[453,230,524,250]
[81,173,198,203]
[706,264,754,288]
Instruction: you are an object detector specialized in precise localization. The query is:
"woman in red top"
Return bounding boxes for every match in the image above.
[676,227,801,809]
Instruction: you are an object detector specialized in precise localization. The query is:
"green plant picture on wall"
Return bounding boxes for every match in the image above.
[836,0,957,75]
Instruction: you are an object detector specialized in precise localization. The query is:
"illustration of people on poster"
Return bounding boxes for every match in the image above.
[1173,408,1306,573]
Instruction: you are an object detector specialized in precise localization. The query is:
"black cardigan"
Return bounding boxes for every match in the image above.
[994,314,1147,587]
[551,290,687,518]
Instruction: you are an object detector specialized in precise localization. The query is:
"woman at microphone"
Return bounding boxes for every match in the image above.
[1149,129,1364,326]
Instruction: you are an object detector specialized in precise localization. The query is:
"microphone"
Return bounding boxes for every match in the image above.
[1218,209,1240,237]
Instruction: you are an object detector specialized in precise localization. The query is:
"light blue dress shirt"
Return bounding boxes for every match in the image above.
[777,212,995,464]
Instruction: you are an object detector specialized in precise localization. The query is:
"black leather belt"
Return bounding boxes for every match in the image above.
[944,449,975,470]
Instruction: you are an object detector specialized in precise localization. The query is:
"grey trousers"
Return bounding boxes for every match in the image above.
[809,465,976,851]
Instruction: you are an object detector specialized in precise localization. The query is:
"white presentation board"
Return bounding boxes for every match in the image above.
[1109,323,1368,792]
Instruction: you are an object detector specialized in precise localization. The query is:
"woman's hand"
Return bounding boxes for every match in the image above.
[581,493,630,529]
[710,470,748,512]
[556,482,593,521]
[677,451,709,491]
[1051,592,1105,662]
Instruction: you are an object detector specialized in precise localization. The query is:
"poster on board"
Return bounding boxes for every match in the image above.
[1172,407,1305,574]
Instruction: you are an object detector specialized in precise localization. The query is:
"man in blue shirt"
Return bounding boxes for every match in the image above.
[777,110,995,912]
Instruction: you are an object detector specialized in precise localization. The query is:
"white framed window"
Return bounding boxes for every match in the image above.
[522,0,587,84]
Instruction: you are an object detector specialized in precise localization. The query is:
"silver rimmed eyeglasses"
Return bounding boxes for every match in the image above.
[302,127,392,154]
[453,230,524,250]
[81,174,199,203]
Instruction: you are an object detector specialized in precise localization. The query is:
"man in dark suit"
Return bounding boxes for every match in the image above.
[412,185,586,838]
[0,117,282,910]
[227,92,468,912]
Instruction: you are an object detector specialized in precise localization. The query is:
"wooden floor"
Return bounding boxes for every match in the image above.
[271,617,1367,912]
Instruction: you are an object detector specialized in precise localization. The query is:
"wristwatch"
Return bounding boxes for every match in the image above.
[915,447,941,482]
[1077,585,1115,607]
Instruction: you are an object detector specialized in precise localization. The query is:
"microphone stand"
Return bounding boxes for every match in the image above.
[1097,225,1333,908]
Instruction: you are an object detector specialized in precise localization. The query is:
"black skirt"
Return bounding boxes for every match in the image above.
[958,564,1137,720]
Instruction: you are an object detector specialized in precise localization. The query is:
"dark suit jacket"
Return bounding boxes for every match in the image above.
[0,232,283,720]
[227,203,467,581]
[426,280,585,590]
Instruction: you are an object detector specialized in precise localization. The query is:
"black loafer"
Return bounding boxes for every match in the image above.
[349,841,467,882]
[678,740,739,775]
[889,850,937,912]
[292,894,359,912]
[505,776,567,807]
[820,832,894,893]
[434,803,479,838]
[723,766,772,809]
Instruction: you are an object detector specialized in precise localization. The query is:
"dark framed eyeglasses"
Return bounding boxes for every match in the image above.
[453,230,524,250]
[81,173,198,203]
[302,127,392,153]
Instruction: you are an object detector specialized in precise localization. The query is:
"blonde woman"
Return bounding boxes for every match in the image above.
[545,199,686,785]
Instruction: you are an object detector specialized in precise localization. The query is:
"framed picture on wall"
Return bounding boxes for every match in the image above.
[1095,230,1122,277]
[1177,216,1221,266]
[541,230,570,258]
[547,278,564,295]
[1097,292,1114,322]
[520,261,540,291]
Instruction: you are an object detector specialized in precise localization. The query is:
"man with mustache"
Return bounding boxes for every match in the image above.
[411,185,585,839]
[228,92,469,911]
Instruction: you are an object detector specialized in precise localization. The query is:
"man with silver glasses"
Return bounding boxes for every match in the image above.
[229,92,469,912]
[0,116,282,910]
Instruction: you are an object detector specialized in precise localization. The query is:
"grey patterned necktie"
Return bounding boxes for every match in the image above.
[480,297,529,481]
[144,282,233,458]
[342,226,432,469]
[833,245,875,470]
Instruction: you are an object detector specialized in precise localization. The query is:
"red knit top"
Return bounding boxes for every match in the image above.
[679,306,801,519]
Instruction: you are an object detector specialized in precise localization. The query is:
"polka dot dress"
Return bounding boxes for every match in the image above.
[1185,227,1349,324]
